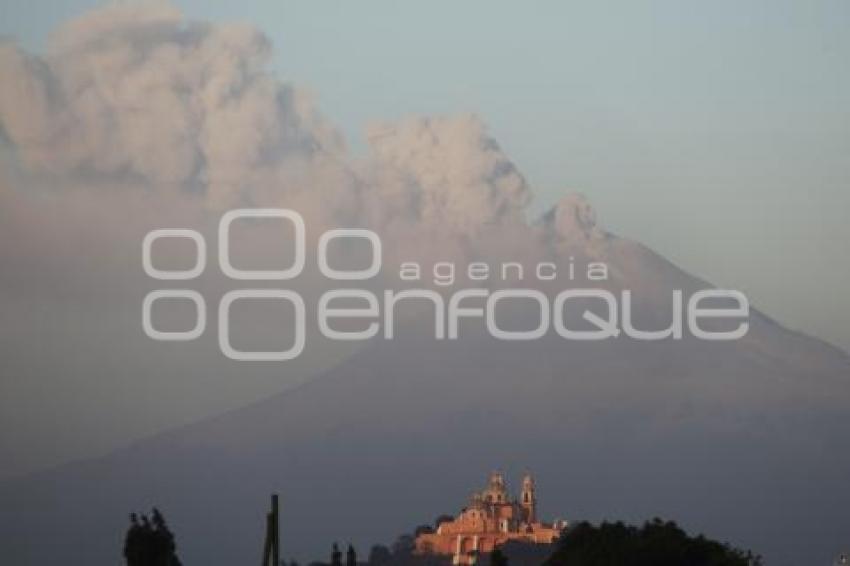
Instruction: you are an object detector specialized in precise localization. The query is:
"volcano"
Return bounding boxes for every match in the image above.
[1,227,847,566]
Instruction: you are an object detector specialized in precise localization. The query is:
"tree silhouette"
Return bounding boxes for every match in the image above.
[123,513,144,565]
[347,544,358,566]
[331,543,343,566]
[545,519,760,566]
[123,508,182,566]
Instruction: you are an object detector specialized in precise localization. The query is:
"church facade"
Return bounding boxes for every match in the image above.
[414,472,566,565]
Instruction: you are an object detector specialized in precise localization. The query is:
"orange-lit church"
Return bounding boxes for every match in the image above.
[415,472,567,565]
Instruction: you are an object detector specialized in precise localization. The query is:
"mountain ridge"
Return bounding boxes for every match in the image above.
[1,233,848,566]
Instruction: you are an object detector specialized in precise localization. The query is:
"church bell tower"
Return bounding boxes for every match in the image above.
[520,473,536,523]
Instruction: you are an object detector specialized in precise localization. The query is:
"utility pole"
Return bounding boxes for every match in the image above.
[261,494,281,566]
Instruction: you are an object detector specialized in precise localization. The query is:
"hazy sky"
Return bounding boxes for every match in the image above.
[2,0,848,351]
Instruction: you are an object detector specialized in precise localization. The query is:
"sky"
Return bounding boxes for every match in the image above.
[0,0,847,480]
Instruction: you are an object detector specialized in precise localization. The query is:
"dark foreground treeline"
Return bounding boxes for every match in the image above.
[303,518,760,566]
[544,519,761,566]
[122,511,760,566]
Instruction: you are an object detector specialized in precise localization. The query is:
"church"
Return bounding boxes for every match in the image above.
[414,472,567,565]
